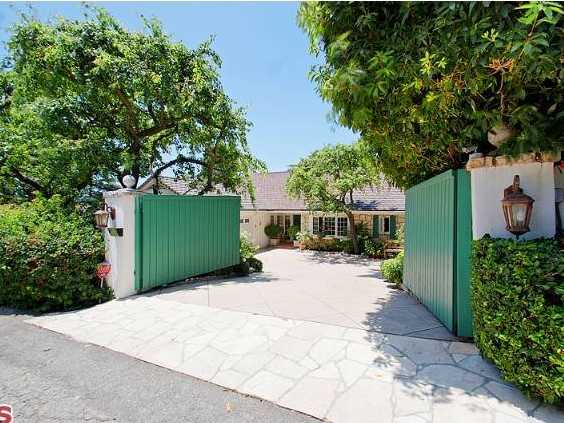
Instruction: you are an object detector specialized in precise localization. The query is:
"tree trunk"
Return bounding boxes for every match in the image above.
[346,211,359,255]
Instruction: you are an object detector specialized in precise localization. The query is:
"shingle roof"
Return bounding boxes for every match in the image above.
[139,172,405,212]
[138,176,209,195]
[241,171,405,212]
[241,172,307,210]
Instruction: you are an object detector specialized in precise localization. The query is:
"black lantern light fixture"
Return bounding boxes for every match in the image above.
[94,204,115,229]
[501,175,534,238]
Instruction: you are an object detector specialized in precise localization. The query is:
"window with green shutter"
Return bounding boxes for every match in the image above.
[372,215,379,237]
[390,215,397,239]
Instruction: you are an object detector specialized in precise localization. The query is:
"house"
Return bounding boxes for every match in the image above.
[138,172,405,248]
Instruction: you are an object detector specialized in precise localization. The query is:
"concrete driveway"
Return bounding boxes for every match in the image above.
[149,248,454,340]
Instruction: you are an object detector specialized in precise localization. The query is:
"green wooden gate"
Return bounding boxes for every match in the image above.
[134,195,240,293]
[403,169,473,337]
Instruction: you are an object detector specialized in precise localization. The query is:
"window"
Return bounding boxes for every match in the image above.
[314,216,342,236]
[380,216,391,234]
[337,217,348,236]
[240,218,250,224]
[324,217,335,236]
[313,216,321,234]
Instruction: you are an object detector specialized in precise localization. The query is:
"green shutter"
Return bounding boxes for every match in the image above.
[390,216,397,239]
[372,215,379,237]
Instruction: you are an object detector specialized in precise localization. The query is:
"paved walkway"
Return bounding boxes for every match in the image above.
[146,249,454,340]
[1,312,318,423]
[28,297,563,423]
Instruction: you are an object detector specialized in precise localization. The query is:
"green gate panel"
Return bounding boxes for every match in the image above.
[134,195,240,293]
[455,170,473,337]
[404,169,472,336]
[404,171,456,331]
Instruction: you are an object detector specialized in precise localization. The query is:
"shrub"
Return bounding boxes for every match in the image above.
[247,257,263,273]
[296,231,311,243]
[264,223,282,239]
[237,233,262,275]
[287,225,300,241]
[364,238,385,258]
[381,251,404,286]
[304,235,341,252]
[472,237,564,404]
[240,232,258,261]
[340,239,355,254]
[0,196,113,313]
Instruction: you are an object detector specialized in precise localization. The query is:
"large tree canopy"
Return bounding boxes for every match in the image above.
[299,2,564,188]
[286,143,380,254]
[0,8,265,204]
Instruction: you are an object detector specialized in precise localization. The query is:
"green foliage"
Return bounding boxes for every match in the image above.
[303,235,343,252]
[364,238,385,258]
[264,223,282,239]
[472,237,564,403]
[395,224,405,243]
[0,7,265,205]
[247,257,263,273]
[286,143,382,254]
[0,196,113,312]
[296,231,311,243]
[299,2,564,188]
[381,251,404,286]
[237,232,262,275]
[287,225,300,241]
[240,232,258,261]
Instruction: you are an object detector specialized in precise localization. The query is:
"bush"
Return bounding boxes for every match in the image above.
[264,223,282,239]
[287,225,300,241]
[240,232,258,261]
[472,237,564,404]
[303,235,342,252]
[340,238,355,254]
[0,197,113,313]
[364,238,385,258]
[381,251,404,286]
[236,233,262,275]
[247,257,263,273]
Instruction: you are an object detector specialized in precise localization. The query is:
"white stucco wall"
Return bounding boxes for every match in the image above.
[240,210,270,248]
[103,189,142,298]
[470,161,555,240]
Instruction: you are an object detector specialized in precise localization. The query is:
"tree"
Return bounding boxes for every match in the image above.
[298,2,564,188]
[286,143,380,254]
[0,8,265,204]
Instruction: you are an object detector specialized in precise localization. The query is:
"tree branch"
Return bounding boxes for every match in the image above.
[151,155,206,179]
[5,166,47,194]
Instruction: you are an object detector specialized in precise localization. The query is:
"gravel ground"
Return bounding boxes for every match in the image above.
[0,310,319,423]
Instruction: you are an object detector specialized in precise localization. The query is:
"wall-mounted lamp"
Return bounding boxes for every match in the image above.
[501,175,534,238]
[94,204,115,229]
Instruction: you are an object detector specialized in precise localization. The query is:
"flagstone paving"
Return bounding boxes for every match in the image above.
[28,297,563,423]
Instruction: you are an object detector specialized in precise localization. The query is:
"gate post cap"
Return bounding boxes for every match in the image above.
[122,175,137,189]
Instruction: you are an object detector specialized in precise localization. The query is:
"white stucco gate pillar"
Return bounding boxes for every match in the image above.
[466,151,560,240]
[102,187,143,299]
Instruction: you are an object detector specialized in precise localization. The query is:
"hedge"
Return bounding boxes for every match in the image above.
[381,251,404,286]
[0,197,113,313]
[472,237,564,404]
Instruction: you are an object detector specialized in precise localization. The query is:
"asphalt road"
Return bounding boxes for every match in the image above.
[0,311,319,423]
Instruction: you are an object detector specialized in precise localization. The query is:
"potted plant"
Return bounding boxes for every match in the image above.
[264,223,282,246]
[287,225,300,246]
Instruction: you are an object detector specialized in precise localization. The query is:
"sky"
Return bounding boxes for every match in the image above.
[0,1,357,172]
